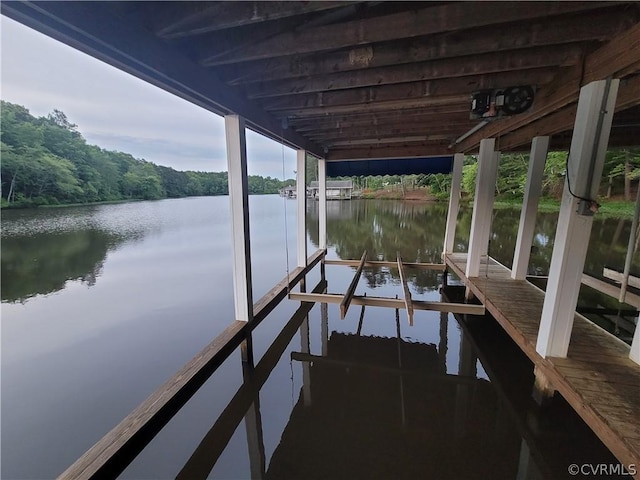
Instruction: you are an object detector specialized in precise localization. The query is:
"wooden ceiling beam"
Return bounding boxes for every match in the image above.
[327,143,452,160]
[261,68,557,113]
[200,2,616,65]
[295,113,474,132]
[245,45,582,99]
[306,124,473,141]
[219,9,634,84]
[456,21,640,153]
[152,2,353,39]
[327,135,453,147]
[284,104,471,124]
[272,96,470,118]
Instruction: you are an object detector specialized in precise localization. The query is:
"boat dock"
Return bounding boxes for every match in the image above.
[445,252,640,469]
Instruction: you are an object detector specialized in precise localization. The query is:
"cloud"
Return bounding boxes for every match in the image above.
[1,16,297,178]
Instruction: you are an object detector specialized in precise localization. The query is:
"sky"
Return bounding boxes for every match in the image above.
[0,16,297,178]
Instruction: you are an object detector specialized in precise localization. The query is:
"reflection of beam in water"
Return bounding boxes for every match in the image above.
[301,315,311,407]
[442,285,622,478]
[176,281,325,480]
[395,308,406,427]
[242,353,266,480]
[290,352,482,386]
[321,302,328,356]
[454,323,478,439]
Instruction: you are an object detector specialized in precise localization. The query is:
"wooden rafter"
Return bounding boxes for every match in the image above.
[200,2,615,65]
[340,251,367,319]
[246,45,583,99]
[153,2,350,39]
[260,69,558,113]
[218,9,633,84]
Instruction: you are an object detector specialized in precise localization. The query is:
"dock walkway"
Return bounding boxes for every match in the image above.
[445,253,640,471]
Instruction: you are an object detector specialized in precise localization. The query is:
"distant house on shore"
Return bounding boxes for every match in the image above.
[309,180,353,200]
[279,185,296,198]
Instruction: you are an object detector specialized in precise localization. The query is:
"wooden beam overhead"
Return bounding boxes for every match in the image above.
[327,135,452,147]
[293,113,470,132]
[260,68,558,113]
[327,143,453,161]
[284,104,471,124]
[216,9,635,84]
[245,45,583,99]
[153,2,351,39]
[308,125,473,143]
[201,2,616,65]
[457,21,640,153]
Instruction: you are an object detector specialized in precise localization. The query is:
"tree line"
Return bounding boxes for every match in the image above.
[1,101,293,208]
[312,147,639,202]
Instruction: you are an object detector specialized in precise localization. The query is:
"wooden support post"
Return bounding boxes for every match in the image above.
[340,251,367,318]
[225,115,253,323]
[296,150,307,269]
[512,136,549,280]
[443,153,464,257]
[318,158,327,250]
[480,151,500,258]
[397,253,414,326]
[466,139,497,284]
[536,79,619,358]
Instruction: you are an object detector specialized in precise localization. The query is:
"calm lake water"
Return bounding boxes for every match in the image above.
[1,196,635,479]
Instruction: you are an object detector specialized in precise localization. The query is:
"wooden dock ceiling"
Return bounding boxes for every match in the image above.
[445,253,640,472]
[3,2,639,160]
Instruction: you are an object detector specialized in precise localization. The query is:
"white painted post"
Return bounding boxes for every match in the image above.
[480,151,500,257]
[536,79,619,358]
[443,153,464,256]
[318,159,327,250]
[225,115,253,323]
[296,150,307,268]
[511,137,550,280]
[630,315,640,364]
[466,139,497,279]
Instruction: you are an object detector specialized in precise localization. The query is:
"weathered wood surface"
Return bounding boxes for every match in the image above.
[397,253,414,326]
[340,250,367,319]
[58,249,325,479]
[324,258,446,270]
[445,253,640,471]
[289,291,485,316]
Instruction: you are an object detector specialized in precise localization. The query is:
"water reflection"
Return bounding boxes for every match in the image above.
[170,293,622,479]
[307,199,637,281]
[306,199,638,341]
[1,204,151,303]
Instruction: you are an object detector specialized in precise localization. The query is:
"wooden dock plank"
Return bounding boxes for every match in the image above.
[445,253,640,470]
